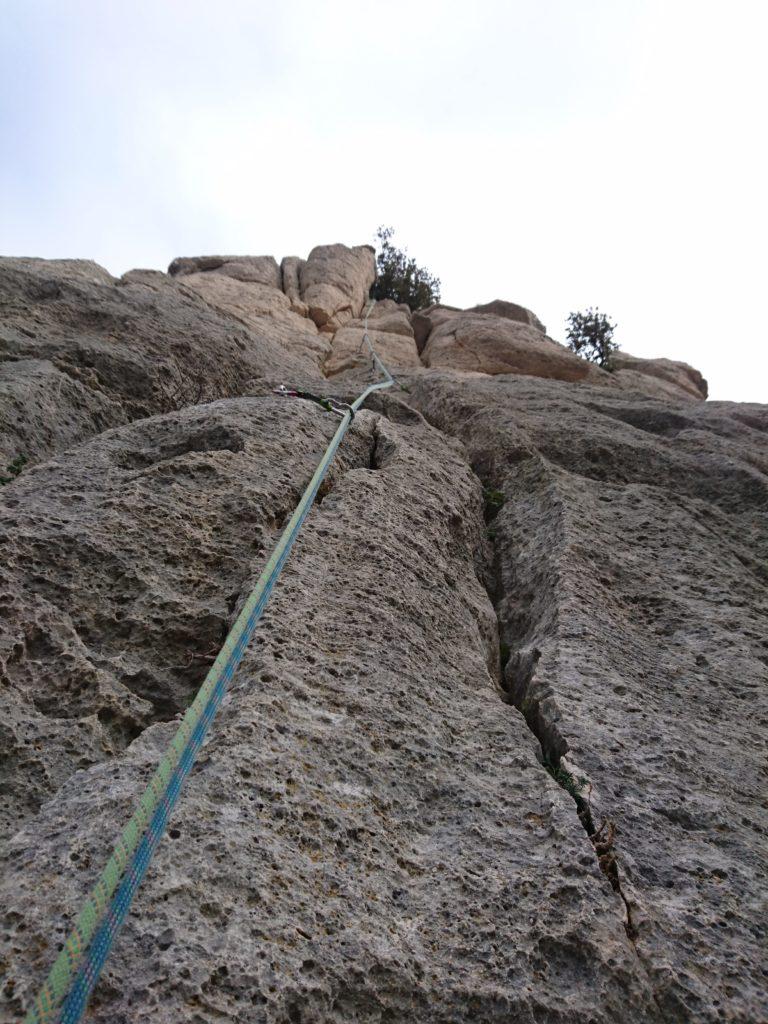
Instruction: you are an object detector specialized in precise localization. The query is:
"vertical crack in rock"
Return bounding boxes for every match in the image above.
[479,472,641,943]
[406,390,649,958]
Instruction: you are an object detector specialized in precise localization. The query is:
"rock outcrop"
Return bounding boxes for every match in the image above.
[0,258,314,466]
[612,351,708,401]
[420,308,612,385]
[468,298,547,334]
[408,372,768,1021]
[0,248,765,1024]
[299,244,376,333]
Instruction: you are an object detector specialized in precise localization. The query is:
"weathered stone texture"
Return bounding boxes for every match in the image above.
[0,258,314,465]
[299,244,376,333]
[0,249,764,1024]
[0,398,372,847]
[177,271,330,374]
[168,255,282,288]
[408,373,768,1022]
[612,351,708,401]
[325,326,421,378]
[0,400,659,1023]
[468,298,546,334]
[421,309,612,385]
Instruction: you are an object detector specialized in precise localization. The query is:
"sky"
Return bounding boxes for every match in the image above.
[1,0,766,402]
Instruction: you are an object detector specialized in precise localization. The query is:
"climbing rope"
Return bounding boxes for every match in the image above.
[23,301,393,1024]
[358,299,401,386]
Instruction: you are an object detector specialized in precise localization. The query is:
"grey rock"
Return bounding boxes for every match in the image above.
[408,372,768,1022]
[612,352,708,401]
[0,257,313,464]
[0,399,658,1023]
[0,245,762,1024]
[168,255,282,289]
[0,398,374,846]
[0,358,122,469]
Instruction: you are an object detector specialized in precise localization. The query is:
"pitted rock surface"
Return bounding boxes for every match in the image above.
[408,372,768,1022]
[0,399,373,845]
[0,258,313,465]
[0,247,765,1024]
[0,406,659,1023]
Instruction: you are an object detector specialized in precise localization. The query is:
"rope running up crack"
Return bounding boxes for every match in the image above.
[23,300,394,1024]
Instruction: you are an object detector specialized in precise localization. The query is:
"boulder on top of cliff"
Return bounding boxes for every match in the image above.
[468,299,546,334]
[299,243,376,333]
[421,309,612,385]
[612,351,707,401]
[365,298,414,337]
[280,256,308,316]
[168,254,281,288]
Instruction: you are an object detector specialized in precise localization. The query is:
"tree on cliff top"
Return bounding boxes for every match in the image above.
[565,308,619,369]
[372,226,441,310]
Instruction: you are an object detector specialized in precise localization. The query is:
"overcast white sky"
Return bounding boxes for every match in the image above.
[2,1,766,401]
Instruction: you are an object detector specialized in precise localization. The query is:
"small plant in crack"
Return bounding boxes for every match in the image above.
[543,756,588,801]
[483,487,505,522]
[0,454,27,485]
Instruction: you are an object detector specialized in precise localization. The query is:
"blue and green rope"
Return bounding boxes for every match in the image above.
[23,317,393,1024]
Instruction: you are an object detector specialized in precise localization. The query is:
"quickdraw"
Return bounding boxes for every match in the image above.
[273,385,354,420]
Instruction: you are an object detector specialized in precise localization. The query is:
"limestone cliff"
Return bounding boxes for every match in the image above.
[0,247,765,1023]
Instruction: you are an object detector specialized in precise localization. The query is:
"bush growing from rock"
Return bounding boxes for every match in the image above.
[566,308,618,369]
[372,226,441,310]
[0,454,27,485]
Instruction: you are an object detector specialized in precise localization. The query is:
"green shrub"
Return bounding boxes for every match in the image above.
[372,226,441,310]
[565,308,618,369]
[483,487,505,522]
[543,757,588,800]
[0,454,27,485]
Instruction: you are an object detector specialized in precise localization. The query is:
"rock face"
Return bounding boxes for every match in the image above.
[0,249,765,1024]
[0,258,314,466]
[169,255,282,289]
[468,298,546,334]
[408,373,768,1022]
[0,398,372,847]
[176,271,330,374]
[299,244,376,333]
[421,308,612,385]
[612,351,708,401]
